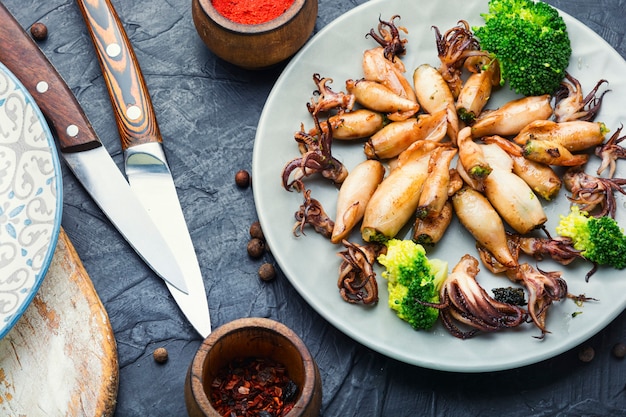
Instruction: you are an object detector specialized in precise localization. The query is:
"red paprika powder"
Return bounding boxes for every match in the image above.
[212,0,296,25]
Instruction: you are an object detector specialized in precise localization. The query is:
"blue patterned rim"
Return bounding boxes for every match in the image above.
[0,60,63,339]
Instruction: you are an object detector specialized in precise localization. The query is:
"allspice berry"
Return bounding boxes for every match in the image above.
[30,22,48,41]
[235,170,250,188]
[612,343,626,359]
[258,263,276,281]
[153,347,168,363]
[249,221,264,241]
[247,238,265,258]
[578,346,595,363]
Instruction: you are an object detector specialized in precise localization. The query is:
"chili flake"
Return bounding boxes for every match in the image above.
[210,357,299,416]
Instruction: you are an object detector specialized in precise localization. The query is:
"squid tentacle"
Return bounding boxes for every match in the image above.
[365,15,407,61]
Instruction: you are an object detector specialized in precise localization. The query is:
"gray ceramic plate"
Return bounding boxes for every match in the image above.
[0,62,63,339]
[253,0,626,371]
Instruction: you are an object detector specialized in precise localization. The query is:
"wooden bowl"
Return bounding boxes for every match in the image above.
[184,317,322,417]
[192,0,318,70]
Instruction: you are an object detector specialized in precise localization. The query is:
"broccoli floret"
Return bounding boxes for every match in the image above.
[492,287,527,306]
[555,205,626,269]
[473,0,572,96]
[377,239,448,330]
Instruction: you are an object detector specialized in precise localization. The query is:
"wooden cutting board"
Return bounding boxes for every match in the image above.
[0,228,118,416]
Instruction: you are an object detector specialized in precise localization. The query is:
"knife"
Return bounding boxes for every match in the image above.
[0,2,189,295]
[75,0,212,337]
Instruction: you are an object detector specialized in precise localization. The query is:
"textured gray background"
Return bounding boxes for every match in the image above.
[4,0,626,415]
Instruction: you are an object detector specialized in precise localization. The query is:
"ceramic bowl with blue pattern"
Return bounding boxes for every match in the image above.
[0,61,63,339]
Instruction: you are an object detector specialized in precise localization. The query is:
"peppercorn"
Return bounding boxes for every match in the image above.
[282,379,298,402]
[30,22,48,41]
[578,346,595,363]
[235,169,250,188]
[153,347,169,363]
[258,263,276,281]
[249,221,265,241]
[247,238,265,258]
[612,343,626,359]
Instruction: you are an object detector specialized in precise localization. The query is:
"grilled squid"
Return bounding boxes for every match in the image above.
[455,157,484,192]
[346,78,419,121]
[310,109,385,141]
[513,120,609,152]
[478,239,588,337]
[457,125,492,180]
[477,231,582,273]
[361,145,433,242]
[563,167,626,218]
[413,63,459,144]
[415,146,457,219]
[425,254,527,339]
[483,135,562,200]
[293,185,334,238]
[432,20,483,99]
[595,126,626,178]
[511,232,600,281]
[394,138,445,169]
[282,113,348,189]
[456,55,501,125]
[471,95,553,138]
[362,47,416,102]
[447,167,465,196]
[554,73,609,122]
[506,263,568,339]
[331,160,385,244]
[481,143,547,234]
[364,110,447,160]
[309,73,355,115]
[510,233,583,266]
[365,15,408,62]
[337,240,385,305]
[521,139,589,167]
[451,186,517,269]
[413,200,453,246]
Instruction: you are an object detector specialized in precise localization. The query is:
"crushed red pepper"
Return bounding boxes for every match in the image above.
[210,357,299,416]
[212,0,296,25]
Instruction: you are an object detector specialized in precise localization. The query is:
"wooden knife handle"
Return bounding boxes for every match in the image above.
[76,0,163,150]
[0,3,102,153]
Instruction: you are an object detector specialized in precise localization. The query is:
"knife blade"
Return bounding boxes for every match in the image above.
[75,0,212,337]
[0,2,189,295]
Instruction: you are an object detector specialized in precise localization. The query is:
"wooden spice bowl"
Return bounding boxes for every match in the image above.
[192,0,318,69]
[184,317,322,416]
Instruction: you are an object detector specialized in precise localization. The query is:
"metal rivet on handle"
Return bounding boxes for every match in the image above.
[36,81,49,93]
[66,124,79,137]
[106,43,121,58]
[127,105,141,120]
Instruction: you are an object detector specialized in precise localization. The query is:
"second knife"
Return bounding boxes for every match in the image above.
[75,0,211,337]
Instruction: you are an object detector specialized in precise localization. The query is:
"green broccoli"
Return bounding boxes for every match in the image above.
[555,205,626,269]
[473,0,572,96]
[377,239,448,330]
